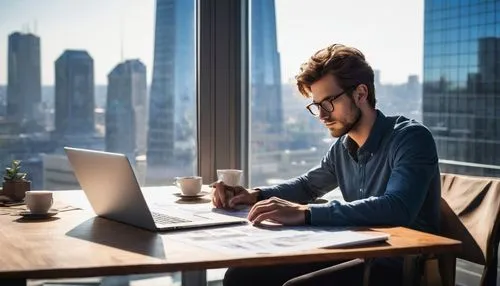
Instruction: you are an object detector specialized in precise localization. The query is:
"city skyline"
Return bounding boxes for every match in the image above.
[0,0,426,191]
[0,0,423,85]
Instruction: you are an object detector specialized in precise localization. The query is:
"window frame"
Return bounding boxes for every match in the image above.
[197,0,250,185]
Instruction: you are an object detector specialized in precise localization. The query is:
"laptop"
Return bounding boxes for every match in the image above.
[64,147,247,231]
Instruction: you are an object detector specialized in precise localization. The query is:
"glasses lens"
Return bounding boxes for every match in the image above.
[308,104,320,116]
[320,100,334,112]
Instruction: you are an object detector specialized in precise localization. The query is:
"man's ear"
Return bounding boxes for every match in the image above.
[355,84,369,104]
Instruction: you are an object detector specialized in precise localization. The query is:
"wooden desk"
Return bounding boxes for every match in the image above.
[0,188,461,286]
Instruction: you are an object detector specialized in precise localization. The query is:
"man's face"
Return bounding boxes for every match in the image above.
[309,74,361,138]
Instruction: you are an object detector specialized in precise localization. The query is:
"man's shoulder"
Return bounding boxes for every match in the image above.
[385,115,436,151]
[387,115,432,137]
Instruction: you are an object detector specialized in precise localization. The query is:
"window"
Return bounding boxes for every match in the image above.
[248,0,424,186]
[247,0,500,191]
[0,0,197,190]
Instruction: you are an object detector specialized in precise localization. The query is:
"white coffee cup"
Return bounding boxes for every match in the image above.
[217,169,243,187]
[25,191,53,214]
[175,176,203,196]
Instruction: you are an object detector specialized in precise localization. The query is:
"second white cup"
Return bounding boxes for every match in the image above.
[217,169,243,187]
[175,176,203,196]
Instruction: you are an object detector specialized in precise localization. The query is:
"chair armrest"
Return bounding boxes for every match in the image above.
[283,258,369,286]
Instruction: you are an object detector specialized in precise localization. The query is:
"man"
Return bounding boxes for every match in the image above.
[212,44,440,286]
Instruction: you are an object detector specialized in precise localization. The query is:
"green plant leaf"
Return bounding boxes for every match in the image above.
[4,160,27,181]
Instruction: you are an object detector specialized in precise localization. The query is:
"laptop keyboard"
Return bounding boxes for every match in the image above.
[151,212,191,224]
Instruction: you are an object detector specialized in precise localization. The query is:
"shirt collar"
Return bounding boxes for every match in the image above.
[342,110,391,155]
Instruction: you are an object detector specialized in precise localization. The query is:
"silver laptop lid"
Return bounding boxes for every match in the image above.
[64,147,157,231]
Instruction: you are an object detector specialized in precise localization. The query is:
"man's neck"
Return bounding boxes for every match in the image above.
[347,108,377,148]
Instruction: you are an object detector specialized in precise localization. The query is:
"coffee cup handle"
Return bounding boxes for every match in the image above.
[173,179,180,188]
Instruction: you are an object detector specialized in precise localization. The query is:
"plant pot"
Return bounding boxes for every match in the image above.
[2,181,31,202]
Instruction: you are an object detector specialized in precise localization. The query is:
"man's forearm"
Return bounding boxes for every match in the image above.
[256,176,316,203]
[309,194,414,227]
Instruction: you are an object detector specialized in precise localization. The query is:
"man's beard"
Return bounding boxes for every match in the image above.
[328,104,362,138]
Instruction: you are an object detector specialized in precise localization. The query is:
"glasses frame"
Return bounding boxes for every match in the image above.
[305,86,355,116]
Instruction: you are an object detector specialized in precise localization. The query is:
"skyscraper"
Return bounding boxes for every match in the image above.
[106,59,147,160]
[423,0,500,177]
[7,32,41,126]
[55,50,95,136]
[147,0,195,183]
[251,0,283,152]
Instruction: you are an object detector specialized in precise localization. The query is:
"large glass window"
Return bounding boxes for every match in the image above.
[249,0,423,187]
[0,0,197,190]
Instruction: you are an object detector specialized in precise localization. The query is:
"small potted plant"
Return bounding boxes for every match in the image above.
[2,160,31,202]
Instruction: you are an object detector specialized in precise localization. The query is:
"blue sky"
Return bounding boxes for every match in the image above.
[0,0,423,85]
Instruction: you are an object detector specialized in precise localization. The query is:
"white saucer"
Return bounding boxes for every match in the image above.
[174,191,210,200]
[18,210,58,219]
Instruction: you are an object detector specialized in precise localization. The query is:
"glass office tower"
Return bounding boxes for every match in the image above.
[147,0,195,183]
[55,50,95,136]
[7,32,42,126]
[251,0,283,152]
[423,0,500,176]
[106,59,147,161]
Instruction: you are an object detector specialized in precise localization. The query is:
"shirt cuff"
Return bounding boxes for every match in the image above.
[253,188,264,201]
[304,208,312,225]
[253,186,280,200]
[309,201,338,226]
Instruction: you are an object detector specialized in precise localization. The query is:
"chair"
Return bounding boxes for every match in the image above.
[423,173,500,286]
[288,173,500,286]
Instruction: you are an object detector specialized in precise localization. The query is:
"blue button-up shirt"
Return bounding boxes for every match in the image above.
[259,110,441,234]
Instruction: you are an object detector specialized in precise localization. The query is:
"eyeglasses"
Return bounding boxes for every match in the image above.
[305,87,354,116]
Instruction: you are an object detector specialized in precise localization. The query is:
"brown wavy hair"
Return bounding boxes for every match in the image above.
[295,44,376,108]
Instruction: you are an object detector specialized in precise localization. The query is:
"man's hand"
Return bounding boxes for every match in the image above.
[211,181,259,209]
[247,196,309,225]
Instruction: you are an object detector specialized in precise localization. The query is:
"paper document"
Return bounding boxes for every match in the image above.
[152,202,389,254]
[169,224,389,254]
